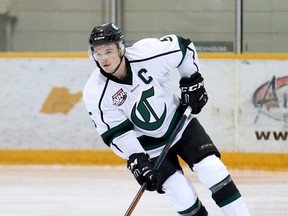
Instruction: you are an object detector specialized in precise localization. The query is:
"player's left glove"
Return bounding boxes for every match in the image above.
[179,72,208,114]
[127,153,161,191]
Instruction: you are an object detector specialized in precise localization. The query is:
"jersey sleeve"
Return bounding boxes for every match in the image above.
[176,36,201,78]
[128,34,200,79]
[156,34,201,78]
[83,72,145,159]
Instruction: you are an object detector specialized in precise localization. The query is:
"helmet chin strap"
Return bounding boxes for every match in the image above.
[110,49,125,75]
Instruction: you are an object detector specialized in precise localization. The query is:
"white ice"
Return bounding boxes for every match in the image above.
[0,165,287,216]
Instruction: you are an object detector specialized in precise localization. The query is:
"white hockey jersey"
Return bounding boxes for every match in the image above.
[83,35,200,159]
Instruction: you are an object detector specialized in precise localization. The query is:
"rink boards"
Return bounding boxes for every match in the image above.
[0,53,287,170]
[0,150,287,171]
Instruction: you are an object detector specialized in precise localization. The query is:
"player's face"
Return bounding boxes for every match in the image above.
[93,43,121,74]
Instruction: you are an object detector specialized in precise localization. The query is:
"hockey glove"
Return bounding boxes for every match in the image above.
[127,153,161,191]
[179,72,208,114]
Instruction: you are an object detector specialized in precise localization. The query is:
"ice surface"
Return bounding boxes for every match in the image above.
[0,166,287,216]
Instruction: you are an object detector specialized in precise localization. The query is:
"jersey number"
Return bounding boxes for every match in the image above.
[160,36,173,42]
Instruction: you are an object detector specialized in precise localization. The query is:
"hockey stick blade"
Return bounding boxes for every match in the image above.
[124,106,192,216]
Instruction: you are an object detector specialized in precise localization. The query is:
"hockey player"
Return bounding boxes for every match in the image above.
[83,23,250,216]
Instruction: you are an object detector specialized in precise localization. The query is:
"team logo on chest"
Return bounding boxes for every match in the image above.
[112,88,127,106]
[131,87,167,130]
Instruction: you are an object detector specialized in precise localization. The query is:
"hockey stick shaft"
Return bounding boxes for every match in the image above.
[124,106,192,216]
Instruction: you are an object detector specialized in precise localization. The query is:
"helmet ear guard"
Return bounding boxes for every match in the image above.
[116,39,125,52]
[88,46,94,60]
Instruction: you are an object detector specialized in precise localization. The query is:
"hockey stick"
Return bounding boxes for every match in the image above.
[124,106,192,216]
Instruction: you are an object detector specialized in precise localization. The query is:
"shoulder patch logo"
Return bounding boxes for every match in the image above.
[112,88,127,106]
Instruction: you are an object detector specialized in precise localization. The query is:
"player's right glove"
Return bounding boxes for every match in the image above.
[127,153,161,191]
[179,72,208,114]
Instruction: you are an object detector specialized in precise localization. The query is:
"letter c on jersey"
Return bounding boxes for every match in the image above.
[138,68,153,84]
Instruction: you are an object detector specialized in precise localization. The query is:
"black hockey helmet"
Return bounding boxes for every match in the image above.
[89,23,124,49]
